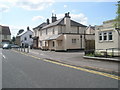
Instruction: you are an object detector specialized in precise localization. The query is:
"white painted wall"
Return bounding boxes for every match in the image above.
[20,30,33,46]
[95,20,120,50]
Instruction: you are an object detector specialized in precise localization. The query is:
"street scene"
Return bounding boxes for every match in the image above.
[2,49,119,88]
[0,0,120,89]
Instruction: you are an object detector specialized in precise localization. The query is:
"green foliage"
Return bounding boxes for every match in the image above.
[95,52,102,56]
[115,1,120,28]
[11,36,16,44]
[86,53,94,57]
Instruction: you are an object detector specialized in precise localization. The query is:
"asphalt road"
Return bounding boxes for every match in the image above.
[2,49,119,88]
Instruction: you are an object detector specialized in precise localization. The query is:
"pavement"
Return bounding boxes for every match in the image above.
[16,48,120,75]
[2,49,119,88]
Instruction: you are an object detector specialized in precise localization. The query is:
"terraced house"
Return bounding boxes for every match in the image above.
[33,12,91,51]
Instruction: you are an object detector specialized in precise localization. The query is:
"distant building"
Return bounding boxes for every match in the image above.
[33,12,95,51]
[85,25,95,34]
[84,25,95,50]
[15,28,33,47]
[0,25,11,45]
[95,19,120,56]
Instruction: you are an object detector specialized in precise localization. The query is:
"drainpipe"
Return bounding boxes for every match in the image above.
[80,35,82,49]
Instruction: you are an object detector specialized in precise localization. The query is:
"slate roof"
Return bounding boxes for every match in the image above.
[1,26,11,35]
[17,30,33,37]
[86,25,95,30]
[42,18,87,29]
[33,22,47,30]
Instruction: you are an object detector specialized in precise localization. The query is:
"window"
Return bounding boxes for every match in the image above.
[4,35,7,39]
[103,32,107,40]
[53,28,55,34]
[24,37,27,40]
[29,35,32,38]
[72,39,76,44]
[108,32,112,40]
[53,41,55,47]
[40,41,42,46]
[46,29,47,35]
[99,33,102,41]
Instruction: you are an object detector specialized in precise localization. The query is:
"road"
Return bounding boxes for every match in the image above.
[2,49,119,88]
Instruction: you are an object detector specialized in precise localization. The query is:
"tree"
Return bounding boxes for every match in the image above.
[11,36,16,44]
[115,1,120,28]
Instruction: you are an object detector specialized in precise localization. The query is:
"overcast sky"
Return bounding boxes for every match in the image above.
[0,0,117,37]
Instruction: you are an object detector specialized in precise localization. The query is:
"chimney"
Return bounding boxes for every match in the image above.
[47,19,50,25]
[64,12,71,33]
[52,13,57,23]
[65,12,71,18]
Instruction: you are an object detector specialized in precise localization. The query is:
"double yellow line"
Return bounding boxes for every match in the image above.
[13,50,120,80]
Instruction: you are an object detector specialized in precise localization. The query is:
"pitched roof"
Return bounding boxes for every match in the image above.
[42,18,64,29]
[86,25,95,30]
[33,22,47,30]
[0,26,11,35]
[17,30,33,37]
[42,18,87,29]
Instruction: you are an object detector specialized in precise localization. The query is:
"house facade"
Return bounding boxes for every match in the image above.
[32,23,47,48]
[15,29,33,47]
[0,25,11,46]
[33,13,89,51]
[95,19,120,56]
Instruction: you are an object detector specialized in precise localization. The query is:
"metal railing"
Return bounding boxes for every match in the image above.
[85,48,120,58]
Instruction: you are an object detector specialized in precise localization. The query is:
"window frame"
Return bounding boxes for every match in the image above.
[103,32,107,41]
[72,39,77,44]
[29,35,32,38]
[108,31,113,41]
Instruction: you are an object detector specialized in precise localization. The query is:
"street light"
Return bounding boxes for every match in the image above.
[115,28,120,35]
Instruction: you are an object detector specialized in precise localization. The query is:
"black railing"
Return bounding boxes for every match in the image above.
[85,48,120,58]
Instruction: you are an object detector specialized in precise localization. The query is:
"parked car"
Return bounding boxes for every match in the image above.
[2,44,11,49]
[10,44,19,48]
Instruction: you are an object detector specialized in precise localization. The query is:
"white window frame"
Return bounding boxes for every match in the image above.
[99,32,103,41]
[72,39,77,44]
[108,31,113,41]
[103,32,107,41]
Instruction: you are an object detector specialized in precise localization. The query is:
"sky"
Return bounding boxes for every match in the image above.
[0,0,118,37]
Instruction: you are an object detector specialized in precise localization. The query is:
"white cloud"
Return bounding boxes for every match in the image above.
[0,0,54,11]
[52,10,55,13]
[57,13,88,25]
[63,5,67,8]
[32,16,45,21]
[0,4,10,12]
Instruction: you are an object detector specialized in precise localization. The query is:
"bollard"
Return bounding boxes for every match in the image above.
[24,46,25,52]
[27,47,29,53]
[27,45,29,53]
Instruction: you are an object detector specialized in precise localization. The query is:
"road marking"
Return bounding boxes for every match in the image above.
[2,55,6,59]
[12,50,120,80]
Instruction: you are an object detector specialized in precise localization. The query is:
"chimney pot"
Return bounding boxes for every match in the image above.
[47,19,50,24]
